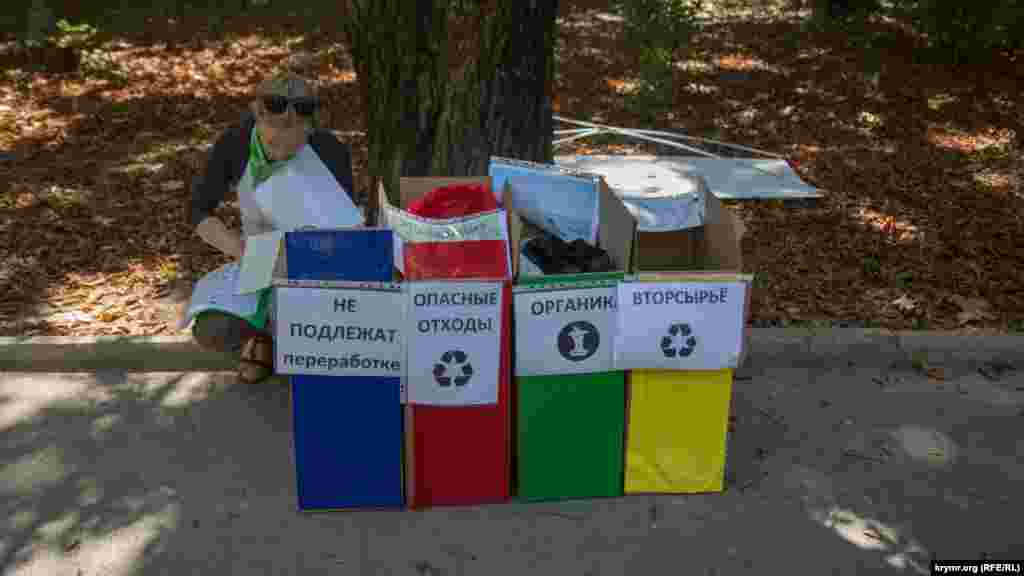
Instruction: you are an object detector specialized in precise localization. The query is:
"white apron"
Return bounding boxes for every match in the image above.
[182,143,364,331]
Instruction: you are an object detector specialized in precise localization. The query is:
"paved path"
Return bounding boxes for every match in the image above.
[1,359,1022,575]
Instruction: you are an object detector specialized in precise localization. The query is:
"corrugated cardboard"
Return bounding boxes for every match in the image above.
[281,229,404,512]
[620,271,748,495]
[633,190,744,273]
[596,178,638,274]
[549,155,745,273]
[624,368,733,494]
[515,272,627,502]
[502,164,636,502]
[494,158,637,278]
[381,176,514,508]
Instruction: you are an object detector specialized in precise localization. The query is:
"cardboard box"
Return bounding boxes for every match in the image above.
[491,160,637,502]
[622,178,745,272]
[551,155,744,273]
[514,272,627,502]
[618,271,751,494]
[271,228,404,511]
[488,157,637,277]
[628,184,744,273]
[379,176,515,508]
[623,368,733,494]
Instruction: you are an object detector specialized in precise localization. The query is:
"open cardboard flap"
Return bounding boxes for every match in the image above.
[701,190,744,273]
[550,155,748,273]
[491,156,641,277]
[625,184,744,273]
[489,157,603,244]
[597,178,637,273]
[244,225,393,292]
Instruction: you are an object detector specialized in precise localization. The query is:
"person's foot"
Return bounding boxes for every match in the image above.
[238,334,275,384]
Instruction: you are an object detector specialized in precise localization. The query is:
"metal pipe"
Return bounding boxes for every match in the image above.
[553,115,785,158]
[552,129,609,146]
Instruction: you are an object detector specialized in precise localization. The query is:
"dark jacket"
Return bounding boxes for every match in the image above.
[189,111,355,227]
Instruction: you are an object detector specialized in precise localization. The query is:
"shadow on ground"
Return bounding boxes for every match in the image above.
[1,363,1021,574]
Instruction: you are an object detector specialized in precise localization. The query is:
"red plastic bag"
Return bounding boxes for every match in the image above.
[403,240,509,280]
[406,184,497,219]
[401,182,508,280]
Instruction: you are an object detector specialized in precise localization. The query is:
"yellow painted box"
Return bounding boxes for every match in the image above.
[624,368,733,494]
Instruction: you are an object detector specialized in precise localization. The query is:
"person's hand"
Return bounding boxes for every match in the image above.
[196,216,246,261]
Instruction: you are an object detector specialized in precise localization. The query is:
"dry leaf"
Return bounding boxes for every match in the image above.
[97,310,118,323]
[892,295,917,314]
[160,180,185,192]
[952,296,995,325]
[926,367,946,381]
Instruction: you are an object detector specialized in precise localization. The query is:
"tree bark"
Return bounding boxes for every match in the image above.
[341,0,558,224]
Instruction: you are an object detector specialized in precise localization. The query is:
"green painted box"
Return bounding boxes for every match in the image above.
[514,272,626,501]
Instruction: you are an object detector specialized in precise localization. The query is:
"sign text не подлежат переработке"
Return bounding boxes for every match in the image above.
[275,284,406,378]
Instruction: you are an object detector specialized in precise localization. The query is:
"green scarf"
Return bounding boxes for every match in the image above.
[249,127,297,186]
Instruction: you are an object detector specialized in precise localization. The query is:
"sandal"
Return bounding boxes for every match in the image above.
[238,334,275,384]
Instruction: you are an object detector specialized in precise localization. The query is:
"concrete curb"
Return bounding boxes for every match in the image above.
[2,329,1023,373]
[0,336,238,372]
[740,329,1024,372]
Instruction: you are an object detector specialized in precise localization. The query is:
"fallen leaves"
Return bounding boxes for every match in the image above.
[950,295,997,326]
[159,180,185,192]
[2,5,1024,337]
[891,294,918,314]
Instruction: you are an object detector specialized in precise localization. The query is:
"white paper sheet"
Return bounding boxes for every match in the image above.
[236,231,284,294]
[179,262,262,330]
[513,284,617,376]
[274,285,406,380]
[612,280,747,370]
[406,281,503,406]
[249,144,364,233]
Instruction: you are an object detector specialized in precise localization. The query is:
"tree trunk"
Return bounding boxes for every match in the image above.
[341,0,558,224]
[23,0,56,48]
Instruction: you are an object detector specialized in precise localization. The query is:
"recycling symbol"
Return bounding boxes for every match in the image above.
[433,350,474,387]
[557,320,600,362]
[661,323,697,358]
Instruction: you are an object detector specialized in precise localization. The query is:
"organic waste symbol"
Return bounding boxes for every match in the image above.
[661,323,697,358]
[433,350,474,387]
[557,320,600,362]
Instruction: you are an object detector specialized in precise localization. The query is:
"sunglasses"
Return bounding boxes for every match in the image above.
[262,95,319,117]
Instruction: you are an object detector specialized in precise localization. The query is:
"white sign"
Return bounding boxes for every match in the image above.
[613,281,747,370]
[406,281,503,406]
[274,285,406,381]
[513,284,617,376]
